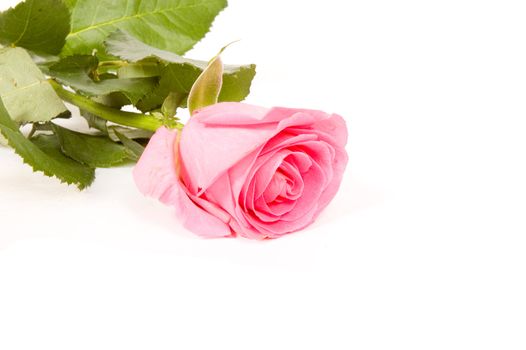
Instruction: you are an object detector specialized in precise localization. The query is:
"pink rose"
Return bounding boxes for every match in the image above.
[133,102,348,239]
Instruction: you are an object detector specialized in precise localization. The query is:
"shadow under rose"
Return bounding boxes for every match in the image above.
[123,188,199,240]
[122,170,385,241]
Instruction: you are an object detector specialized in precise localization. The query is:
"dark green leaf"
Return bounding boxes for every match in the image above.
[106,30,256,112]
[106,30,213,68]
[0,100,94,190]
[0,47,68,124]
[62,0,227,57]
[137,61,255,112]
[218,62,257,102]
[81,110,108,134]
[46,55,156,104]
[106,30,254,76]
[93,92,133,108]
[48,54,98,74]
[0,0,70,55]
[52,124,131,168]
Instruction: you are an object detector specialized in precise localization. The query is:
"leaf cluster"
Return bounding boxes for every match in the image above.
[0,0,256,189]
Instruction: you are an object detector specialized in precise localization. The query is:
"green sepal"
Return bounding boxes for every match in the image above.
[188,49,224,115]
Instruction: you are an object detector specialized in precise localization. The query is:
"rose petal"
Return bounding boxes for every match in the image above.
[311,113,348,148]
[261,195,296,217]
[253,150,291,198]
[194,102,270,125]
[133,127,232,238]
[277,160,304,200]
[249,202,318,238]
[261,131,317,155]
[180,104,339,195]
[262,172,286,203]
[180,115,276,195]
[280,159,325,222]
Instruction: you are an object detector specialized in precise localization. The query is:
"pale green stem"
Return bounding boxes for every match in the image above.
[49,80,174,132]
[98,60,128,68]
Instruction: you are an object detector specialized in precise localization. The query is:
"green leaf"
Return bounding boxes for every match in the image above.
[0,47,68,124]
[188,50,223,115]
[0,0,70,55]
[62,0,227,57]
[46,55,156,104]
[52,124,131,168]
[81,110,108,133]
[113,129,145,161]
[0,100,94,190]
[63,0,77,9]
[106,30,214,68]
[48,54,98,73]
[106,30,256,112]
[137,60,255,112]
[217,62,257,102]
[117,59,161,79]
[92,92,133,109]
[106,30,253,76]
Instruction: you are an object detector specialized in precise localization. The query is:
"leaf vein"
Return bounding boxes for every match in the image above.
[67,1,220,39]
[12,0,34,45]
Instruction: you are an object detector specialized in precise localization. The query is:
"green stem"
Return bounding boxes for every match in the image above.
[98,60,128,68]
[27,124,37,139]
[96,60,128,76]
[49,80,166,132]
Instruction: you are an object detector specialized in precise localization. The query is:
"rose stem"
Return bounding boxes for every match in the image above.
[49,79,170,132]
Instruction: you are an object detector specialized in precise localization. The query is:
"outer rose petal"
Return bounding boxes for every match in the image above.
[133,127,232,238]
[193,102,270,124]
[180,111,276,195]
[311,113,348,149]
[309,114,349,213]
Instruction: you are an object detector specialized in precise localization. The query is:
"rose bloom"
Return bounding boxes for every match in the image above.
[133,102,348,239]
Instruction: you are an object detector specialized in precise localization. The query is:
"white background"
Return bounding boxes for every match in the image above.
[1,0,525,349]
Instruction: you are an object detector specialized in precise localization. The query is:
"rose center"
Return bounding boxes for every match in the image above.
[263,157,306,205]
